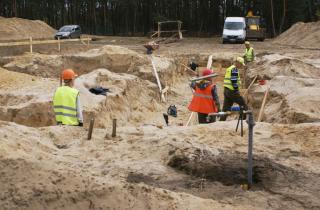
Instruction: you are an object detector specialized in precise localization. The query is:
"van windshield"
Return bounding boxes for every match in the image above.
[224,22,244,30]
[59,26,73,32]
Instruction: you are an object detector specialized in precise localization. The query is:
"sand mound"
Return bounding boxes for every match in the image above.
[0,120,319,209]
[246,54,320,123]
[0,16,56,40]
[2,46,179,86]
[274,21,320,49]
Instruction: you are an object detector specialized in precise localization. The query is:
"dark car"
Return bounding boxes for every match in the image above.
[54,25,81,39]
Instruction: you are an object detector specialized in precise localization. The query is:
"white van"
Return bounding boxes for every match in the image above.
[222,17,246,44]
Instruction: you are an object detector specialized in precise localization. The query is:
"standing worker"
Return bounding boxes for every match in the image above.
[220,57,248,121]
[243,41,255,63]
[188,69,221,124]
[53,69,83,126]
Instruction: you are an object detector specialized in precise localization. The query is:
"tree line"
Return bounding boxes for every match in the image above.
[0,0,319,37]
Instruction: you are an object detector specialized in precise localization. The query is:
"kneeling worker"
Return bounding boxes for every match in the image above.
[53,69,83,126]
[220,57,248,121]
[188,69,221,124]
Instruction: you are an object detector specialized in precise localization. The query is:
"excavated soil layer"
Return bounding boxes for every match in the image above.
[127,151,320,208]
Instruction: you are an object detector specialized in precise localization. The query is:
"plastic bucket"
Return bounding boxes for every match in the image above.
[259,80,266,85]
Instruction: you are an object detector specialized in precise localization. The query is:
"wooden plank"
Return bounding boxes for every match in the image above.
[179,63,197,74]
[190,73,219,82]
[257,88,270,122]
[151,31,158,38]
[0,38,92,47]
[206,55,213,69]
[150,56,166,102]
[243,75,258,97]
[151,30,187,33]
[185,112,194,126]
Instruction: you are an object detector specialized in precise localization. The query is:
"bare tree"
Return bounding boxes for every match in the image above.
[279,0,287,33]
[270,0,276,37]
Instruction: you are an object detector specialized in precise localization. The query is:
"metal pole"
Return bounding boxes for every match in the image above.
[247,112,255,186]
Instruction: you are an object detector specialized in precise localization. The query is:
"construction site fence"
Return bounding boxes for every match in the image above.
[0,37,92,53]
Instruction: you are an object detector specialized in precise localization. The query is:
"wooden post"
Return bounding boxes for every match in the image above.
[178,21,183,39]
[257,88,270,122]
[165,81,168,101]
[58,37,61,52]
[29,37,33,53]
[87,118,95,140]
[112,119,117,137]
[207,55,213,69]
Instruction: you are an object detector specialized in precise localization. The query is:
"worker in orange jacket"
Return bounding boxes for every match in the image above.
[188,69,221,124]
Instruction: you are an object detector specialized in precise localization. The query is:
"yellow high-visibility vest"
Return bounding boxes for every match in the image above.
[53,86,79,125]
[223,65,241,91]
[244,47,254,62]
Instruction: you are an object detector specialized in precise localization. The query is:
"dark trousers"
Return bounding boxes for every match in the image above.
[198,112,216,124]
[220,87,248,121]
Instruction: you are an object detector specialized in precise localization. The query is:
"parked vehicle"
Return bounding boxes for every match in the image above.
[222,17,246,44]
[54,25,81,39]
[245,16,266,41]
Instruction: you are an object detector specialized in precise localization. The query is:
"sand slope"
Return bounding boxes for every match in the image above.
[0,16,56,40]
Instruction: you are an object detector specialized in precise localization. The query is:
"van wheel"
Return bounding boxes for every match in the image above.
[222,40,226,44]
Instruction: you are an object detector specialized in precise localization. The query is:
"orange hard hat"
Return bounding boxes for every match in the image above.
[202,69,214,77]
[61,69,77,80]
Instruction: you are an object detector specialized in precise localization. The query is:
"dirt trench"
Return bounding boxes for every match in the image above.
[127,150,320,209]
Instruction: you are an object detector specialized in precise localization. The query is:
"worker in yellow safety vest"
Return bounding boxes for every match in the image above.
[220,57,248,121]
[243,41,255,63]
[53,69,83,126]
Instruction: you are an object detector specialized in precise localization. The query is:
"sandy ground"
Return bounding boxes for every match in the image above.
[0,19,320,210]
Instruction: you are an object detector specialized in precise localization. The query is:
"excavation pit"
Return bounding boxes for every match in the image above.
[165,151,319,193]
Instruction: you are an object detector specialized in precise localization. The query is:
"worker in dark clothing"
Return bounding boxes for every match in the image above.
[188,69,221,124]
[189,61,199,71]
[220,57,248,121]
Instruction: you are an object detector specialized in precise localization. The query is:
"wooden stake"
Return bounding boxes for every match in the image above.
[58,37,61,52]
[87,118,95,140]
[207,55,213,69]
[29,37,33,53]
[258,88,270,122]
[243,75,258,97]
[112,119,117,137]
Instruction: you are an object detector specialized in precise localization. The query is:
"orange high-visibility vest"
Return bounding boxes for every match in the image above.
[188,84,218,114]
